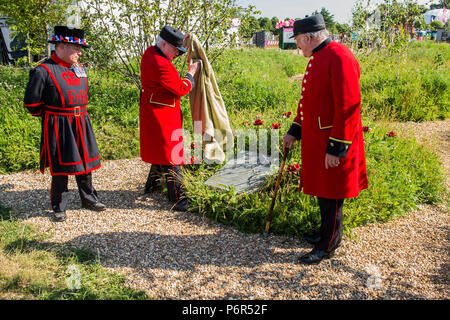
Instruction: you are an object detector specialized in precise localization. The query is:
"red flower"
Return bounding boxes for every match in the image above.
[286,162,300,173]
[243,121,251,126]
[190,156,199,164]
[387,131,396,137]
[363,126,370,133]
[271,122,281,129]
[253,118,264,126]
[282,112,292,118]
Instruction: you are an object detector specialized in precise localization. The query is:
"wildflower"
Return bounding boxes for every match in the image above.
[253,118,264,126]
[387,131,396,137]
[282,111,292,118]
[286,162,300,173]
[271,123,281,129]
[243,121,251,126]
[363,126,370,133]
[190,156,199,164]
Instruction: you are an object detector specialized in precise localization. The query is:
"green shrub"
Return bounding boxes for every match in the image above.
[1,42,449,174]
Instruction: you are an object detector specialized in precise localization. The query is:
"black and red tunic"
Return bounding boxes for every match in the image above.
[23,53,101,175]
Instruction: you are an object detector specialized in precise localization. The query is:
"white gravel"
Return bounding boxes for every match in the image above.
[0,120,448,300]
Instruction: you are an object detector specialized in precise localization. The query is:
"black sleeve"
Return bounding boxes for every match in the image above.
[287,122,302,141]
[23,66,46,117]
[326,138,352,158]
[184,73,195,90]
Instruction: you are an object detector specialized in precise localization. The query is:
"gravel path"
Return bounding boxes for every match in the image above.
[0,120,448,300]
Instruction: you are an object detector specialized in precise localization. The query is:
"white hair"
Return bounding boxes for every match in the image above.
[156,35,167,47]
[306,29,330,39]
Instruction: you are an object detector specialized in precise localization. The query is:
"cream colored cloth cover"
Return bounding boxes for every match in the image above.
[186,35,233,162]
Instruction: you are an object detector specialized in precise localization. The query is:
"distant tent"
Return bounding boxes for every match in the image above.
[423,8,449,24]
[0,17,26,65]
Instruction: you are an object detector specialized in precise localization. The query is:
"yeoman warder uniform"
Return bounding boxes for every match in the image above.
[286,15,368,263]
[140,26,194,211]
[23,26,106,222]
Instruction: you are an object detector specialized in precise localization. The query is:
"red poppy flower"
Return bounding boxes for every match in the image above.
[286,162,300,173]
[253,119,264,126]
[387,131,396,137]
[282,112,292,118]
[363,126,370,133]
[271,122,281,129]
[190,156,199,164]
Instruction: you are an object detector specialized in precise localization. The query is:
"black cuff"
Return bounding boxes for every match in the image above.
[326,138,351,158]
[287,123,302,140]
[184,73,195,89]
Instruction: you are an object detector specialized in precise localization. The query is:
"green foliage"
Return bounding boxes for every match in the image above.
[0,0,74,64]
[0,206,149,299]
[183,121,446,236]
[358,41,450,121]
[83,0,258,89]
[430,20,444,30]
[0,42,448,175]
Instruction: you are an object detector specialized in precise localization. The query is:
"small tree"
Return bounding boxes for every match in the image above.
[83,0,257,89]
[0,0,74,65]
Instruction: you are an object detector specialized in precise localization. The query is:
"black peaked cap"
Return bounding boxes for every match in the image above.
[159,26,187,54]
[290,14,326,38]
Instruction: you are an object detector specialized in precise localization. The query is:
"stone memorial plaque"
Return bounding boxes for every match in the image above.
[205,150,278,194]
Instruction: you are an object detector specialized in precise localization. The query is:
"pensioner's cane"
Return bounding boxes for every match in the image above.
[264,147,290,236]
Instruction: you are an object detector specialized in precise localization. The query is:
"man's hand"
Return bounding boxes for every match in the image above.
[187,59,200,76]
[325,153,340,169]
[283,134,297,152]
[183,33,190,47]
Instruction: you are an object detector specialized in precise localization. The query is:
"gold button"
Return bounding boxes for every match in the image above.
[309,64,312,67]
[300,111,303,115]
[304,79,307,83]
[300,104,303,107]
[330,142,334,147]
[301,117,304,121]
[302,87,305,91]
[306,71,309,75]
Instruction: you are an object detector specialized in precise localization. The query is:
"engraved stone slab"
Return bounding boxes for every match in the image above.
[204,151,278,194]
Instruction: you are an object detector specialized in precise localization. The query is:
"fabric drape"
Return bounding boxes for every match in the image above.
[186,35,233,162]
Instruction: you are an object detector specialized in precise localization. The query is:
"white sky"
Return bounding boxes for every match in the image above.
[235,0,439,23]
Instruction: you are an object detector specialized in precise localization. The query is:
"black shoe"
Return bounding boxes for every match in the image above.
[144,185,161,194]
[82,201,106,212]
[304,233,322,245]
[171,199,189,212]
[53,211,67,222]
[299,248,334,264]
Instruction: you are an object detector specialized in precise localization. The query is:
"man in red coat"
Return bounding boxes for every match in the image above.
[140,26,199,211]
[283,15,368,264]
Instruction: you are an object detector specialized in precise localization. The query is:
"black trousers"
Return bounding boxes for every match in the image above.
[315,197,344,252]
[145,164,186,203]
[51,173,99,212]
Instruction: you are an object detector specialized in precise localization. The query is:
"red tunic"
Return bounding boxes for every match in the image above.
[140,46,192,165]
[292,41,368,199]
